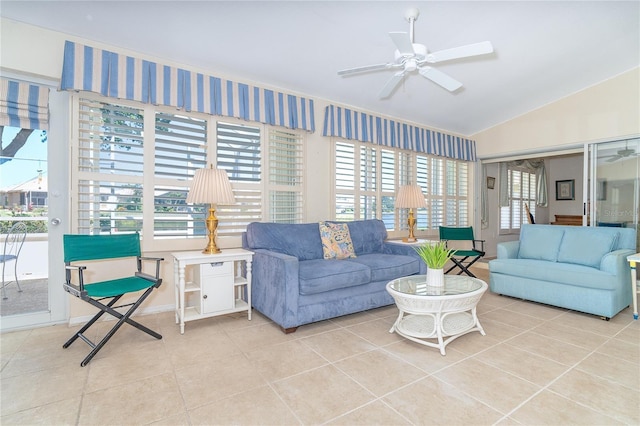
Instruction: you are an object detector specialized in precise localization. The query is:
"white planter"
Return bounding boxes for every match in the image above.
[427,268,445,287]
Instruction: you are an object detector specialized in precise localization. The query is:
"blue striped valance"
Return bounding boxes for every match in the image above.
[60,41,315,132]
[0,78,49,130]
[322,105,476,161]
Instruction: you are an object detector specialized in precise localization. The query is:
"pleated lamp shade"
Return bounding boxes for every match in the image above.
[186,167,236,205]
[395,184,427,209]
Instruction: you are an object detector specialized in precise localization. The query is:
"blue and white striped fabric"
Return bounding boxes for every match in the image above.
[0,78,49,130]
[322,104,476,162]
[60,41,315,133]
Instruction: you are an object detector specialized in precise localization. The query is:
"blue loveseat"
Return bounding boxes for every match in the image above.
[242,219,427,332]
[489,224,636,319]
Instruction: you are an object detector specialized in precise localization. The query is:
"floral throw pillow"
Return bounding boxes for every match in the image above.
[319,222,356,260]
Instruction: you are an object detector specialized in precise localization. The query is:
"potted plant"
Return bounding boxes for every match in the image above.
[413,241,456,287]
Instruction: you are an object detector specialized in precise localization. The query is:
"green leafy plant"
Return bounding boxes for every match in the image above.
[413,241,457,269]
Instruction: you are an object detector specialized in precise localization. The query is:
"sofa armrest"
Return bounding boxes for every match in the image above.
[600,249,635,275]
[497,241,520,259]
[250,248,301,329]
[383,242,428,274]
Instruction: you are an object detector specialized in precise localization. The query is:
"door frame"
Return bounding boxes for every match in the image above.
[0,74,69,331]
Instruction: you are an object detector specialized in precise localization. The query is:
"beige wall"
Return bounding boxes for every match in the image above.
[474,68,640,158]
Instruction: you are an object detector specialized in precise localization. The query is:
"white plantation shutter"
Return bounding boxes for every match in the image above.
[381,149,396,229]
[446,160,469,226]
[76,98,144,234]
[72,94,309,244]
[428,157,445,229]
[334,139,470,236]
[216,122,262,235]
[153,112,207,239]
[154,113,207,179]
[360,145,378,221]
[500,168,536,232]
[415,155,428,230]
[268,129,304,223]
[335,142,356,220]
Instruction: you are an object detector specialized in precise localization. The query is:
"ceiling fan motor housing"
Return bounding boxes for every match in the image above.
[394,43,427,71]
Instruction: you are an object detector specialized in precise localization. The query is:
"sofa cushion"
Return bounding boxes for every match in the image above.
[328,219,386,255]
[489,258,619,290]
[518,225,564,261]
[319,222,356,260]
[347,253,420,282]
[245,222,323,260]
[299,259,370,295]
[557,228,618,268]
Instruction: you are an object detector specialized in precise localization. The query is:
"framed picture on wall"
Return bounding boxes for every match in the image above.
[486,176,496,189]
[556,179,575,200]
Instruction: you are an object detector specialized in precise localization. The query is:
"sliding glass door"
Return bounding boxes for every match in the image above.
[585,137,640,251]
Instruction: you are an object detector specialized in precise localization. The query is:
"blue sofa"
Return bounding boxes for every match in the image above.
[242,219,427,332]
[489,224,636,319]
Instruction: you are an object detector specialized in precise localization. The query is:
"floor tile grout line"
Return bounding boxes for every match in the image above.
[496,323,633,424]
[263,380,306,425]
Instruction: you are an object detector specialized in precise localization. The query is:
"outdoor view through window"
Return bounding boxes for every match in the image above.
[0,125,48,316]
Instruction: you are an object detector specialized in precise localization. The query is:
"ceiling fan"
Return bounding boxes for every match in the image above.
[337,8,494,99]
[602,142,640,162]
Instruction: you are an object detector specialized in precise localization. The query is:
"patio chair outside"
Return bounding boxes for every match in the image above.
[1,222,27,300]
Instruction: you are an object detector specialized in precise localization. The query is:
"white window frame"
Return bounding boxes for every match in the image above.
[332,139,471,239]
[70,93,306,252]
[500,166,536,234]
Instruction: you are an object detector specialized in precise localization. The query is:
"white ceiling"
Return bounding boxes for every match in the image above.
[2,1,639,136]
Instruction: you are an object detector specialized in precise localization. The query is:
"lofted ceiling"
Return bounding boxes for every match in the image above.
[1,1,639,136]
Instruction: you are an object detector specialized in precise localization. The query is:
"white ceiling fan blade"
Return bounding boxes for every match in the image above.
[379,71,406,99]
[389,32,415,55]
[338,63,396,76]
[426,41,494,63]
[418,67,462,91]
[338,63,402,75]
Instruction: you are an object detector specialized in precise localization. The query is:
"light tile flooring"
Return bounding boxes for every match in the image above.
[1,268,639,425]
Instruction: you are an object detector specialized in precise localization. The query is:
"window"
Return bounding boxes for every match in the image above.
[334,140,470,236]
[500,167,536,233]
[267,129,304,223]
[75,99,145,235]
[72,94,305,248]
[153,112,207,239]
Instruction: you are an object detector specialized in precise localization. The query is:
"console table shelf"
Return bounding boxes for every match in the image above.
[172,249,253,334]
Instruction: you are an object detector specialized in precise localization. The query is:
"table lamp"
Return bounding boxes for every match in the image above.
[395,184,427,242]
[186,165,236,254]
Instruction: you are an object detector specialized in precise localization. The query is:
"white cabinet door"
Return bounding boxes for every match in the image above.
[195,262,234,314]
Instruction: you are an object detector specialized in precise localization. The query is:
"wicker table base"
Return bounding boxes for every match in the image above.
[387,275,487,355]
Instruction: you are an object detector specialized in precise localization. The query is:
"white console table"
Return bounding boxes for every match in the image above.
[172,249,253,334]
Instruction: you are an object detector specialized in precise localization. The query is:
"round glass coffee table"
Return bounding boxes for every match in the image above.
[386,274,488,355]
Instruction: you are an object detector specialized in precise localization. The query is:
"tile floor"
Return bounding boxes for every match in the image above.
[1,268,639,425]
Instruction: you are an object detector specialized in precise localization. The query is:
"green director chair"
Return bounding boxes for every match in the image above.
[439,226,486,278]
[62,233,164,367]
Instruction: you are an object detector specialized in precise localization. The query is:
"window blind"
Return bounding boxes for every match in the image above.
[216,122,263,236]
[0,78,49,130]
[268,129,304,223]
